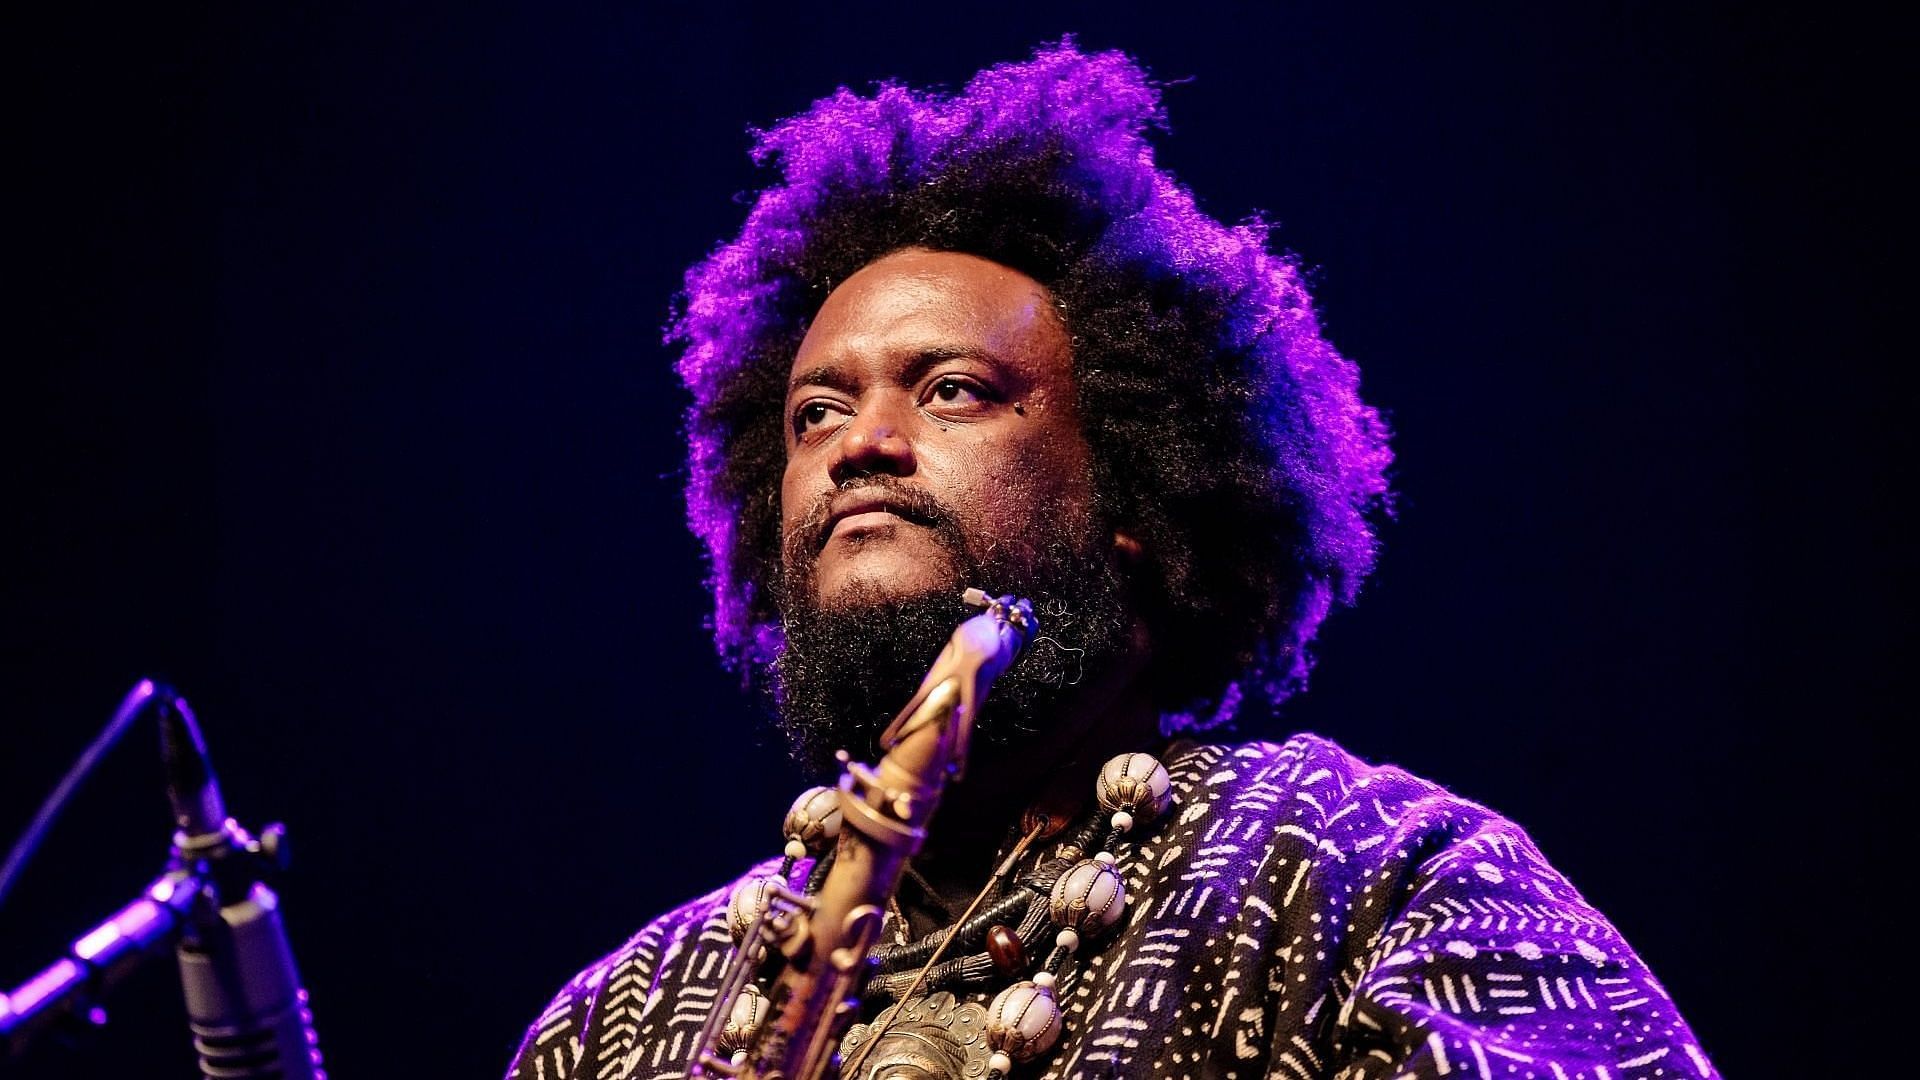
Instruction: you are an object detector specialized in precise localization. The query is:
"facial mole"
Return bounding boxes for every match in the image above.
[1014,402,1027,416]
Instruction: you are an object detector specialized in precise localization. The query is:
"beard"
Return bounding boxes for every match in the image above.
[769,480,1134,779]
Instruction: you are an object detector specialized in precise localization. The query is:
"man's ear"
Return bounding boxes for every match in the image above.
[1112,530,1146,570]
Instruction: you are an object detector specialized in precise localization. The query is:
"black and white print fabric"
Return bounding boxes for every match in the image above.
[509,735,1714,1079]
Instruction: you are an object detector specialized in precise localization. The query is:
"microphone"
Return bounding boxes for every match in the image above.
[155,689,325,1080]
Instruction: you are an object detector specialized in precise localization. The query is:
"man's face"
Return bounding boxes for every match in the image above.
[770,248,1130,773]
[780,248,1096,611]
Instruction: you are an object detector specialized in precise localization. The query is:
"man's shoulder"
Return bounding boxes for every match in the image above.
[1162,732,1527,862]
[565,856,779,998]
[1167,730,1464,807]
[507,858,780,1079]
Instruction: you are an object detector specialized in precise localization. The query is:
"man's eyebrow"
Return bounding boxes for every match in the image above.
[785,346,1002,397]
[786,365,852,398]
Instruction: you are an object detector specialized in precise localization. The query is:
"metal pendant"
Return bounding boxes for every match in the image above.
[839,992,993,1080]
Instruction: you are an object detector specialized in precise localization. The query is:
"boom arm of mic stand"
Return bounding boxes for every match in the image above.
[1,868,202,1058]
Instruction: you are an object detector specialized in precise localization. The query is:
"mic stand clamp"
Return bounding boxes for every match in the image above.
[171,815,323,1079]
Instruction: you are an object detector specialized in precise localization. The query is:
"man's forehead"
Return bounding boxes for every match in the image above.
[790,250,1066,379]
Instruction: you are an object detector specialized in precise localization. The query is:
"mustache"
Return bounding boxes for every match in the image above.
[783,479,959,558]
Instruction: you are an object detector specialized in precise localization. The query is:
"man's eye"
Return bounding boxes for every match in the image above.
[926,378,986,407]
[794,400,847,435]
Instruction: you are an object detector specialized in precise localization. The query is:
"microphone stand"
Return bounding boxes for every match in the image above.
[0,686,324,1078]
[2,867,206,1056]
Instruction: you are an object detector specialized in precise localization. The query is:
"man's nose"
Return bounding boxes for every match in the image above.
[830,396,916,483]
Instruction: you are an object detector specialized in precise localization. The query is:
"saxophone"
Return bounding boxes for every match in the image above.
[690,589,1037,1080]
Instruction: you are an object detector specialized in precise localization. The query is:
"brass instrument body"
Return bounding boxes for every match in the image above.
[693,591,1036,1080]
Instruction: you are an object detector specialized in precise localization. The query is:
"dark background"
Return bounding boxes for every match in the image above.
[3,4,1893,1077]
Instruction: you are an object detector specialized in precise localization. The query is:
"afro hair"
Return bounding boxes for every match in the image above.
[672,39,1392,726]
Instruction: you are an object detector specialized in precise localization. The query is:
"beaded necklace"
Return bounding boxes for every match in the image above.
[717,751,1173,1080]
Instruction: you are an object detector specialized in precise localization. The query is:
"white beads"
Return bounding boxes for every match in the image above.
[989,1050,1013,1075]
[781,785,842,855]
[716,986,768,1054]
[1096,752,1172,825]
[984,981,1062,1063]
[1053,927,1080,953]
[1093,851,1116,866]
[1048,858,1125,932]
[726,875,779,942]
[1031,970,1055,989]
[1109,809,1134,834]
[783,838,806,861]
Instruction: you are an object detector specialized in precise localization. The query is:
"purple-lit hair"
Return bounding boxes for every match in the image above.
[671,41,1392,726]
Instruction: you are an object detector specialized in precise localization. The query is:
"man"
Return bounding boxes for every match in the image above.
[510,42,1714,1080]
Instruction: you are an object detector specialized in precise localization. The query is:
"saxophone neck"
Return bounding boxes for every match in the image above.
[876,592,1038,784]
[872,679,963,816]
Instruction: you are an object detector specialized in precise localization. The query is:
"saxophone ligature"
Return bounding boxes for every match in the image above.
[690,588,1038,1080]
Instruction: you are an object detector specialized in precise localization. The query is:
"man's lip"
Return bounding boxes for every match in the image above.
[827,510,905,538]
[820,496,930,547]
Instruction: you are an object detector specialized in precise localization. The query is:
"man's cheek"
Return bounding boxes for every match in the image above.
[979,454,1086,531]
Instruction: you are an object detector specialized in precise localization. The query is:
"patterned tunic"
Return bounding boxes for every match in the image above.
[507,735,1714,1080]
